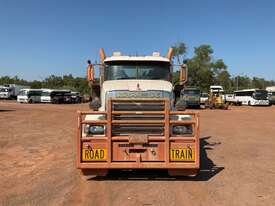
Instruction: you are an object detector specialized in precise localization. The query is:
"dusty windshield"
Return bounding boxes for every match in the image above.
[104,61,170,80]
[183,89,200,96]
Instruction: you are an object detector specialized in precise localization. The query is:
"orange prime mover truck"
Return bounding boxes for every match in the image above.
[76,48,199,177]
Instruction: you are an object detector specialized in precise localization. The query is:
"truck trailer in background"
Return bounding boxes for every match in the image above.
[3,84,30,99]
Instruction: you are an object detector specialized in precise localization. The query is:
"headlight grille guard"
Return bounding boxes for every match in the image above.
[76,98,199,169]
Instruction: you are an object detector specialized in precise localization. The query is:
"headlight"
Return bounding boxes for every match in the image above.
[173,125,192,135]
[84,125,105,135]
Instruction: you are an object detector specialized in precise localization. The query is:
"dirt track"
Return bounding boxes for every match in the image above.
[0,101,275,206]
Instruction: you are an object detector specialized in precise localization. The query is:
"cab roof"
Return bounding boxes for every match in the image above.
[104,56,171,63]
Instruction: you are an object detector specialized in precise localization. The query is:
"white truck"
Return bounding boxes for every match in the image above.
[3,84,30,99]
[0,86,11,99]
[17,89,42,103]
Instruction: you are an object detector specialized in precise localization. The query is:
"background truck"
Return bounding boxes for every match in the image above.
[76,48,200,177]
[200,92,209,105]
[0,86,10,99]
[17,89,43,103]
[180,87,201,108]
[4,84,30,99]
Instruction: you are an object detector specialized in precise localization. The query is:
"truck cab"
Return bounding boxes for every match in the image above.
[180,87,201,108]
[76,49,200,177]
[0,87,10,99]
[17,89,42,103]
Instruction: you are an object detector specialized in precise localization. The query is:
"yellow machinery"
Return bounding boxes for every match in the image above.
[205,86,229,109]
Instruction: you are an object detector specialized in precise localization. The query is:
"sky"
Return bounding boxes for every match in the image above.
[0,0,275,80]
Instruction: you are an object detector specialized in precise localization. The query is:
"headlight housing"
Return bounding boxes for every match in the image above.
[84,125,105,135]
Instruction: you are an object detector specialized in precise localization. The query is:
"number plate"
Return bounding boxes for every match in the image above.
[170,148,195,161]
[82,148,107,161]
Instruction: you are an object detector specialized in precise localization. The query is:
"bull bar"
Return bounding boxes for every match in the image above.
[76,98,200,170]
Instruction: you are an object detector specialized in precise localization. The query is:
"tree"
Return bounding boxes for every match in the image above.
[185,45,231,92]
[251,77,266,89]
[172,42,187,64]
[186,45,214,91]
[193,45,213,64]
[216,70,231,91]
[30,80,42,89]
[171,42,187,85]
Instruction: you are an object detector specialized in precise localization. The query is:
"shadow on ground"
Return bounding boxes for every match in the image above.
[195,136,224,181]
[89,136,224,181]
[0,109,15,112]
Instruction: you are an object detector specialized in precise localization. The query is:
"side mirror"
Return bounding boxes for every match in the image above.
[179,64,187,85]
[87,61,94,82]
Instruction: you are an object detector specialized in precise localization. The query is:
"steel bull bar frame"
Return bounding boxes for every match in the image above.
[76,98,200,176]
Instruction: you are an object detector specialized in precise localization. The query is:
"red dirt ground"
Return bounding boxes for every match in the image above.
[0,101,275,206]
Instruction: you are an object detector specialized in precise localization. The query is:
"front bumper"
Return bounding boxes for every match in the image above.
[0,94,10,99]
[76,98,200,170]
[252,100,270,106]
[17,99,28,103]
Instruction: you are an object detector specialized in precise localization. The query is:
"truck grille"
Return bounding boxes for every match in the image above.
[111,99,166,136]
[112,125,164,136]
[112,102,164,111]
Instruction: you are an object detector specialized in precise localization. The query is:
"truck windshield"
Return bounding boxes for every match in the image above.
[183,90,200,96]
[0,88,9,92]
[105,61,170,80]
[42,91,51,96]
[253,90,268,100]
[50,91,70,97]
[18,90,28,96]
